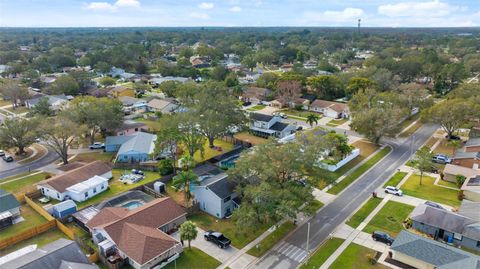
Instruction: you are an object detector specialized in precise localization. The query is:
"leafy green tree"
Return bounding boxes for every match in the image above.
[456,175,466,188]
[276,80,302,108]
[211,65,228,81]
[154,117,182,175]
[99,76,116,87]
[46,75,80,95]
[241,54,256,71]
[172,170,199,207]
[30,97,53,116]
[346,77,375,97]
[177,113,206,157]
[413,147,433,185]
[307,75,343,100]
[179,221,198,249]
[0,79,29,109]
[159,81,180,98]
[0,118,40,155]
[94,61,111,73]
[158,159,174,176]
[306,114,319,127]
[422,99,475,139]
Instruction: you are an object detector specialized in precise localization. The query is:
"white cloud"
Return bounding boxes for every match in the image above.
[378,0,459,18]
[115,0,140,8]
[303,8,364,24]
[189,12,210,19]
[199,2,214,9]
[85,2,116,11]
[229,6,242,12]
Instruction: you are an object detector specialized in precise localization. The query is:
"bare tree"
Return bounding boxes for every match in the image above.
[276,80,302,108]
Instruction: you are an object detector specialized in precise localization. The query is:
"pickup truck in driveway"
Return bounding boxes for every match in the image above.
[204,230,231,248]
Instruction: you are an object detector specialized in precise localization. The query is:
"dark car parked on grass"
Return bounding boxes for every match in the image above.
[204,230,231,248]
[372,231,394,246]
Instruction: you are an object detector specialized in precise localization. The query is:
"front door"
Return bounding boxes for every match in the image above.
[438,229,445,240]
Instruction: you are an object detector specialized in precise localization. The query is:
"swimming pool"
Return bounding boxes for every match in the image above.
[219,155,240,169]
[121,200,144,210]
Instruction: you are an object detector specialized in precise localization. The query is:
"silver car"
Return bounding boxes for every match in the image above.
[385,186,403,196]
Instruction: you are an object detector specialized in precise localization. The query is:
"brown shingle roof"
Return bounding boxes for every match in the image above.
[40,161,112,192]
[86,207,129,229]
[311,100,348,113]
[242,87,270,100]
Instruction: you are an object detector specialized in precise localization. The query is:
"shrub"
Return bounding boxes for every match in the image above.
[456,174,466,188]
[366,253,377,265]
[158,159,174,176]
[457,190,465,201]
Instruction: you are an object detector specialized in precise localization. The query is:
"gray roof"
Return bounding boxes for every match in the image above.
[1,239,97,269]
[0,189,20,213]
[250,113,273,122]
[26,95,68,107]
[466,137,480,147]
[105,135,132,146]
[118,96,141,106]
[411,204,480,240]
[459,201,480,222]
[454,150,480,159]
[391,230,480,269]
[270,122,290,132]
[207,176,235,199]
[107,132,156,156]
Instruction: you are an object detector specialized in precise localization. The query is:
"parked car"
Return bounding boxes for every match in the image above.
[424,201,445,210]
[242,101,251,107]
[89,142,105,150]
[432,154,451,164]
[385,186,403,196]
[204,230,231,248]
[372,231,394,246]
[279,113,288,119]
[132,169,144,176]
[445,134,461,141]
[3,154,14,162]
[0,150,4,157]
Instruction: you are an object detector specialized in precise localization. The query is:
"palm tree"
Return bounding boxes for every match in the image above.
[178,154,196,171]
[179,221,198,249]
[172,170,199,207]
[306,114,320,128]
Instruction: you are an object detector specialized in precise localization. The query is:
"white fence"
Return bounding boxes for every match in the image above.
[317,148,360,172]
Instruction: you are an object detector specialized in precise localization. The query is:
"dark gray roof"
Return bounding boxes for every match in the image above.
[58,261,98,269]
[0,189,20,213]
[391,231,480,269]
[459,201,480,222]
[1,239,96,269]
[270,122,290,132]
[466,138,480,147]
[250,113,273,122]
[208,177,235,199]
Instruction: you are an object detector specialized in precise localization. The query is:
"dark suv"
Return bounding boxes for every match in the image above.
[372,231,394,246]
[204,230,231,248]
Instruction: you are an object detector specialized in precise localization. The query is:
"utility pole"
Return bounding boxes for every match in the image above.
[358,19,361,34]
[306,222,311,253]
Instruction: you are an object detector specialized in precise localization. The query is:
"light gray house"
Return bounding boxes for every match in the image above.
[191,165,239,219]
[249,113,296,139]
[410,203,480,252]
[105,132,158,163]
[0,189,20,229]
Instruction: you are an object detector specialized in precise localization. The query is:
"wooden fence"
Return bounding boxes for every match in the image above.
[24,195,55,221]
[0,220,56,250]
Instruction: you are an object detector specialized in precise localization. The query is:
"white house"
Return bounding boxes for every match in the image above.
[249,112,296,139]
[310,100,349,119]
[25,94,70,111]
[38,161,112,202]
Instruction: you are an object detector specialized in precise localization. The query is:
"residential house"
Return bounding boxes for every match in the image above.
[410,203,480,252]
[461,176,480,202]
[86,197,186,269]
[443,164,480,183]
[291,98,310,110]
[191,165,238,218]
[118,96,147,113]
[114,120,148,136]
[190,56,210,68]
[465,138,480,152]
[0,189,21,229]
[459,201,480,222]
[241,87,271,105]
[37,161,112,202]
[390,230,480,269]
[309,100,349,119]
[238,71,261,84]
[0,238,98,269]
[25,94,70,111]
[452,137,480,169]
[105,132,157,163]
[249,113,296,139]
[148,76,190,87]
[108,85,135,98]
[147,98,179,115]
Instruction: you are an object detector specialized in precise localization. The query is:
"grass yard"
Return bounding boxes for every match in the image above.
[234,131,268,145]
[135,118,163,131]
[399,114,420,131]
[75,169,161,209]
[282,109,316,119]
[5,105,29,114]
[0,205,49,240]
[432,139,455,156]
[191,140,235,163]
[383,172,408,188]
[0,98,11,106]
[247,221,295,257]
[437,179,459,189]
[300,238,344,269]
[0,172,51,194]
[303,200,324,216]
[401,174,461,207]
[424,136,439,149]
[0,228,68,256]
[328,147,392,195]
[399,121,423,137]
[70,152,115,163]
[363,201,414,237]
[163,247,220,269]
[246,105,266,111]
[346,197,383,229]
[330,243,389,269]
[189,211,270,249]
[326,118,348,127]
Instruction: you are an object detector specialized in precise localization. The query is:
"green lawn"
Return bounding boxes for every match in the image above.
[163,247,220,269]
[346,197,383,229]
[191,140,235,163]
[383,172,408,188]
[247,221,295,257]
[71,152,115,163]
[424,136,439,149]
[326,118,348,127]
[234,131,269,146]
[303,200,324,216]
[399,114,420,131]
[300,238,344,269]
[189,211,270,249]
[328,147,392,195]
[363,201,414,237]
[0,172,51,194]
[282,109,316,119]
[0,205,49,240]
[75,169,161,209]
[399,121,423,137]
[401,174,461,207]
[0,228,68,256]
[437,179,459,189]
[330,243,389,269]
[5,106,29,114]
[135,118,163,131]
[246,105,266,111]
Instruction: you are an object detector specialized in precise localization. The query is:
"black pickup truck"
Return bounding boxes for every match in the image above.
[204,230,231,248]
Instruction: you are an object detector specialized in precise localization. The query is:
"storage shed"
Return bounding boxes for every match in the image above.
[52,200,77,219]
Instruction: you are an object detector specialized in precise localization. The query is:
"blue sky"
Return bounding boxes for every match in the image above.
[1,0,480,27]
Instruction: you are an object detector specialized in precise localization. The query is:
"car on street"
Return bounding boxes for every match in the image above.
[372,231,394,246]
[204,230,231,248]
[89,142,105,150]
[432,154,451,164]
[0,150,5,157]
[2,154,14,162]
[385,186,403,196]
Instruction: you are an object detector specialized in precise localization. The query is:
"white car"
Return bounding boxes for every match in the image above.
[89,142,105,150]
[0,150,4,157]
[385,186,403,196]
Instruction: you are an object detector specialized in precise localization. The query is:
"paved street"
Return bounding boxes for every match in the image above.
[0,146,58,179]
[251,123,438,269]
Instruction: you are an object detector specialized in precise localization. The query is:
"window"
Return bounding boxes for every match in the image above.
[84,192,88,198]
[57,193,60,199]
[93,188,97,194]
[101,185,105,189]
[477,241,480,247]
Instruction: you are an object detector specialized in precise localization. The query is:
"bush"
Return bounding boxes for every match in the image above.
[366,253,377,265]
[456,174,466,188]
[158,159,174,176]
[458,190,465,201]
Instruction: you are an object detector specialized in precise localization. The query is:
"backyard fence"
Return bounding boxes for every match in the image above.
[0,220,56,250]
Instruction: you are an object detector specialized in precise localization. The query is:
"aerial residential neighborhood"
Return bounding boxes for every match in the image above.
[1,1,480,269]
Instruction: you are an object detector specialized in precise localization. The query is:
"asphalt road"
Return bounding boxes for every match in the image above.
[252,123,439,269]
[0,146,58,179]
